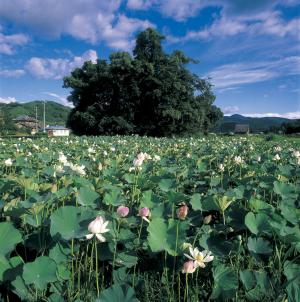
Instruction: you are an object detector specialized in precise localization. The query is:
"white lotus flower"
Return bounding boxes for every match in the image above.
[234,156,242,165]
[59,154,68,164]
[133,158,143,168]
[153,155,161,161]
[292,150,300,158]
[274,154,280,161]
[70,164,86,175]
[184,247,214,268]
[86,216,109,242]
[4,158,13,167]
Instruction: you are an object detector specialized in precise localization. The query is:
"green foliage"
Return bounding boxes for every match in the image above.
[0,222,22,255]
[0,135,299,301]
[23,256,58,290]
[64,28,222,136]
[0,101,70,133]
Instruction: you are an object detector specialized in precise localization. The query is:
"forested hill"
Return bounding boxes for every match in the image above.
[215,114,294,133]
[0,101,71,126]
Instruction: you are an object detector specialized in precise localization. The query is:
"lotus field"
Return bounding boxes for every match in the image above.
[0,135,299,301]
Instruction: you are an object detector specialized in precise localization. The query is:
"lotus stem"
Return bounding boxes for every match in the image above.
[94,239,100,297]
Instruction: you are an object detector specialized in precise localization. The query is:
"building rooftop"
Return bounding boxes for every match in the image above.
[46,126,69,130]
[13,115,38,122]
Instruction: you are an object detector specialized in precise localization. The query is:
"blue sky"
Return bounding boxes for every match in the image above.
[0,0,299,118]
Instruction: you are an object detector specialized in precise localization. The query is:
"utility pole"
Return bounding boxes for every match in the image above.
[43,100,46,132]
[35,106,38,133]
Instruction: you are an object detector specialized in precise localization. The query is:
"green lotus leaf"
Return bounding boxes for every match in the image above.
[115,252,137,268]
[147,218,188,256]
[22,256,58,291]
[147,218,168,252]
[0,255,10,281]
[11,276,31,300]
[48,293,65,302]
[190,193,202,211]
[96,284,138,302]
[49,243,70,264]
[240,270,256,291]
[273,181,295,197]
[140,190,160,208]
[103,186,125,206]
[211,264,238,300]
[50,206,94,241]
[245,212,271,235]
[247,237,273,255]
[77,187,99,207]
[158,178,176,192]
[0,222,22,255]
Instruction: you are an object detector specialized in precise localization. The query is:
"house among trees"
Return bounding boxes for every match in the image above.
[13,115,39,130]
[46,126,70,137]
[234,124,250,134]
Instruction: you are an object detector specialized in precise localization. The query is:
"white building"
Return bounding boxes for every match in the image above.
[46,126,70,137]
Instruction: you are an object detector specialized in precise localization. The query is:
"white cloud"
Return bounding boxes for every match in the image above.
[0,69,25,77]
[241,112,300,119]
[0,96,17,104]
[97,14,154,50]
[0,0,153,51]
[223,106,239,114]
[0,29,29,55]
[167,10,300,43]
[26,50,98,79]
[127,0,216,21]
[127,0,153,10]
[44,92,74,108]
[207,56,300,88]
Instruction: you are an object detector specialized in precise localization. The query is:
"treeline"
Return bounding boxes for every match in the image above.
[64,28,222,137]
[268,120,300,134]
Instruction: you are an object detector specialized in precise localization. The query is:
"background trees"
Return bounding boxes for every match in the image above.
[64,28,222,136]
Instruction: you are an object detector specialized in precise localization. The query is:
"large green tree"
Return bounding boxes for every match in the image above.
[64,28,222,136]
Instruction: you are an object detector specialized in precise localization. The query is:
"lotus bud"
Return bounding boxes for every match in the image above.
[182,242,192,250]
[182,261,196,274]
[203,215,212,224]
[177,204,188,220]
[139,207,150,218]
[139,207,150,222]
[117,205,129,218]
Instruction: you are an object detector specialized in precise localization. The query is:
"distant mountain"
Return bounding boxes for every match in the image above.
[0,101,71,126]
[215,114,295,133]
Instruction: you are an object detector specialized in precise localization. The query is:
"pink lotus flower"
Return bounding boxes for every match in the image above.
[177,204,188,220]
[139,207,150,222]
[182,261,196,274]
[117,206,129,218]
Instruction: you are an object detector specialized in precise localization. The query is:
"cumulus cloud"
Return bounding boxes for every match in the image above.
[44,92,74,108]
[25,50,98,79]
[207,56,300,89]
[168,11,300,43]
[242,112,300,119]
[127,0,217,21]
[223,106,240,115]
[0,29,29,55]
[0,69,25,77]
[0,96,17,104]
[0,0,153,51]
[126,0,299,22]
[127,0,154,10]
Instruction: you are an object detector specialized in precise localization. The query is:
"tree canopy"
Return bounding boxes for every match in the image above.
[64,28,222,136]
